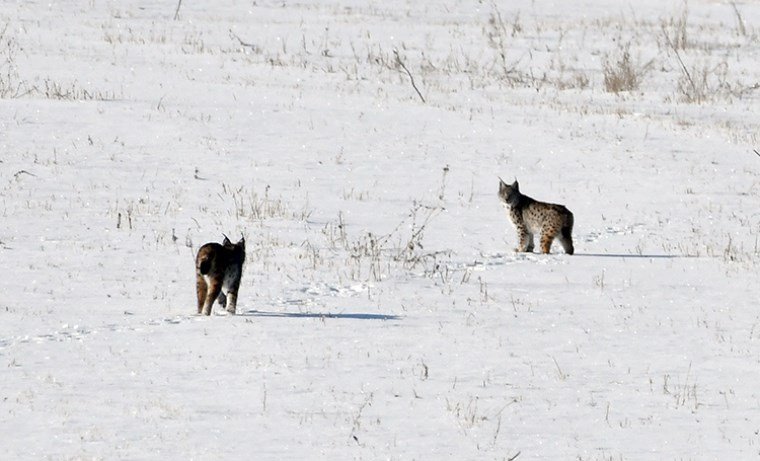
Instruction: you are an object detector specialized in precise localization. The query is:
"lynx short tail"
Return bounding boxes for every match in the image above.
[198,256,212,275]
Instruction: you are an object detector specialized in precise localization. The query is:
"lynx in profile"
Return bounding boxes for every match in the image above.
[498,179,574,255]
[195,235,246,315]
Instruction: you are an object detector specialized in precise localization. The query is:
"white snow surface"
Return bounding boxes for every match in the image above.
[1,1,760,459]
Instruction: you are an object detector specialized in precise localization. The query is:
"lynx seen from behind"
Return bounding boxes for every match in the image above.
[498,178,574,255]
[195,235,246,315]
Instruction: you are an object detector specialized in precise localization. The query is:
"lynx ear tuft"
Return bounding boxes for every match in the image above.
[238,234,246,245]
[222,234,232,246]
[512,179,519,189]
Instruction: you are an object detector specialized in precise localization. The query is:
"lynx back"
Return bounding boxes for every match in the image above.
[195,235,246,315]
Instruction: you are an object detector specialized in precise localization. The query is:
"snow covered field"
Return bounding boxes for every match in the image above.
[1,0,759,459]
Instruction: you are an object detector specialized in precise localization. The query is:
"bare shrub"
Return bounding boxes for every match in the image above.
[660,13,759,104]
[321,201,448,282]
[553,72,590,91]
[0,24,120,102]
[675,60,732,104]
[483,3,527,86]
[222,183,312,222]
[41,79,120,101]
[0,23,32,98]
[660,5,689,51]
[603,46,650,93]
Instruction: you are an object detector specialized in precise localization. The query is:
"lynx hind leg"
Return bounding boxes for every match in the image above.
[540,226,559,254]
[202,278,222,316]
[216,292,227,308]
[225,291,238,315]
[196,275,207,315]
[559,223,574,255]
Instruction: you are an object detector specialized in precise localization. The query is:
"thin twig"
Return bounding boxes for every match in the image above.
[173,0,183,20]
[732,82,760,99]
[551,356,566,380]
[230,30,260,52]
[507,451,521,461]
[13,170,36,179]
[730,2,746,36]
[663,29,697,97]
[393,49,426,103]
[753,149,760,158]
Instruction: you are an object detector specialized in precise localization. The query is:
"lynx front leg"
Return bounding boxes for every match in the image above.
[196,275,207,315]
[515,225,534,252]
[201,278,222,316]
[525,233,535,252]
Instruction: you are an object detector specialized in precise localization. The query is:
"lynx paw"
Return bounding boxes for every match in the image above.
[217,293,227,307]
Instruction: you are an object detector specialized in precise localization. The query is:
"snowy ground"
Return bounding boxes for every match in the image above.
[1,0,759,459]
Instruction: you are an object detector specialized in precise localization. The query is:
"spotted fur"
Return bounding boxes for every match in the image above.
[195,235,246,315]
[498,179,574,255]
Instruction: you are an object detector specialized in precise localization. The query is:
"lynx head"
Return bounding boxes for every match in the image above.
[498,178,521,206]
[222,234,246,262]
